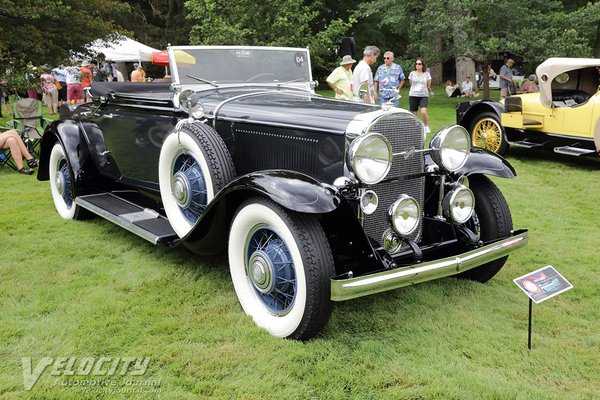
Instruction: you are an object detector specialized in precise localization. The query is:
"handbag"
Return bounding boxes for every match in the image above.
[55,81,62,90]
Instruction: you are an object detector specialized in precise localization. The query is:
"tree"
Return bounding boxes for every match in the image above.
[359,0,600,99]
[0,0,130,72]
[115,0,192,49]
[185,0,355,81]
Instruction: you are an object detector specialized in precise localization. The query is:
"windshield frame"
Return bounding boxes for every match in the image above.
[168,45,314,90]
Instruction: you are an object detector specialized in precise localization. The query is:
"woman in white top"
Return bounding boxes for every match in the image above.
[408,57,432,134]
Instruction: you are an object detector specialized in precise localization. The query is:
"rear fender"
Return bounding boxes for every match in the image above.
[37,120,97,185]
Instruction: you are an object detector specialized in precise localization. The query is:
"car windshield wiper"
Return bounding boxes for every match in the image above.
[186,74,220,88]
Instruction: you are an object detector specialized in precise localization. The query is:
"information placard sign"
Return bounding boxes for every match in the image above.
[513,265,573,304]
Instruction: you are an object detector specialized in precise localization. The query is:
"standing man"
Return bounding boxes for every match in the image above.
[131,63,145,82]
[374,51,405,106]
[499,58,515,99]
[90,60,103,83]
[97,53,114,82]
[352,45,380,104]
[326,55,356,100]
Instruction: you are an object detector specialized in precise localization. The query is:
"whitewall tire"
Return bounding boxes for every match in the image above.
[48,142,86,220]
[228,197,334,340]
[158,123,235,238]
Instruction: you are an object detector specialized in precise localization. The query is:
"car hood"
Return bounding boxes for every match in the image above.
[194,87,379,135]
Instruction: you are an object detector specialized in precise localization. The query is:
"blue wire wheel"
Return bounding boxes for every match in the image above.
[170,151,208,225]
[245,226,297,316]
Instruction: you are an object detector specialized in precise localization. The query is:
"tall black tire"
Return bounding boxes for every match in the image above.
[469,111,509,156]
[228,197,335,340]
[158,122,235,238]
[457,175,513,283]
[48,142,91,220]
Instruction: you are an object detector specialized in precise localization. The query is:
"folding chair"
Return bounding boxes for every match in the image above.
[0,127,18,171]
[5,97,51,158]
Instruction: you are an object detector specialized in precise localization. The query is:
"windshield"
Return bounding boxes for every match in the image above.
[169,46,312,86]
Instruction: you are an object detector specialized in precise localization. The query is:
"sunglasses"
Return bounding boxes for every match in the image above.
[415,62,422,65]
[384,57,391,59]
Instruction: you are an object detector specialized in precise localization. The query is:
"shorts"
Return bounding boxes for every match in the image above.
[58,82,67,101]
[408,96,428,111]
[67,83,83,101]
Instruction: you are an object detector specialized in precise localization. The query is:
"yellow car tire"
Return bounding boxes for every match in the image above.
[469,112,508,155]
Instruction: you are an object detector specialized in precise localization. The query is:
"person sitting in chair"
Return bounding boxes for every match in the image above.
[0,129,39,174]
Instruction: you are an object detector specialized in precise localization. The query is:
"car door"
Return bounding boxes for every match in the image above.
[91,98,178,189]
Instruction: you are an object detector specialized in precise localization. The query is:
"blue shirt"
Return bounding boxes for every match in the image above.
[374,63,405,98]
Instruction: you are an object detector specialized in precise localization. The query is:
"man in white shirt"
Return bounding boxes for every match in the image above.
[352,46,380,104]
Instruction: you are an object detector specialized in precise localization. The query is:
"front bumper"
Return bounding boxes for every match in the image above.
[331,229,528,301]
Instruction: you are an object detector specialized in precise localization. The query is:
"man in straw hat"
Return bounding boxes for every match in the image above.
[326,55,356,100]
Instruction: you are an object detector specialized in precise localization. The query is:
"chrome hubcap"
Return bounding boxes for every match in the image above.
[54,171,65,196]
[248,251,274,293]
[172,172,191,208]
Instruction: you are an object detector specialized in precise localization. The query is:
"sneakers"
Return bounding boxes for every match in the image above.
[18,168,34,175]
[424,126,431,134]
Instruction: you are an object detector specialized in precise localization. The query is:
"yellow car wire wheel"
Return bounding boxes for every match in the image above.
[470,112,508,155]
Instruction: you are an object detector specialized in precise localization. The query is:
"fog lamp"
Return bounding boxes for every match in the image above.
[443,185,475,224]
[387,194,420,237]
[382,228,402,254]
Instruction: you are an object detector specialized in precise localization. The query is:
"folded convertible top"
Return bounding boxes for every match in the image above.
[89,82,172,98]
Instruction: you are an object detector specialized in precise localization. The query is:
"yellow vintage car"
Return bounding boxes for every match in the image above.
[457,58,600,156]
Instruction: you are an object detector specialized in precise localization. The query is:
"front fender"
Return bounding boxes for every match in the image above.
[182,170,382,275]
[456,147,516,178]
[220,170,343,214]
[182,170,344,252]
[456,100,504,130]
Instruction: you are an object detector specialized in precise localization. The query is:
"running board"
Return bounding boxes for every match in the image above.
[553,146,596,156]
[511,140,544,149]
[75,193,178,245]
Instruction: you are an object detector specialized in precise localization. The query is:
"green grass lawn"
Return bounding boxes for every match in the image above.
[1,89,599,399]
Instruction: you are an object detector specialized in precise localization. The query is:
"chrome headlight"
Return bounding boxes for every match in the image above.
[443,185,475,224]
[347,133,392,184]
[387,194,420,237]
[430,125,471,172]
[190,104,204,119]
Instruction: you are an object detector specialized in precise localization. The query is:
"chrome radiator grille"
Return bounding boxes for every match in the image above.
[362,112,425,245]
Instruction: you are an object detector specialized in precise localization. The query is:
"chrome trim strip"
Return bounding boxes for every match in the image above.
[330,229,528,301]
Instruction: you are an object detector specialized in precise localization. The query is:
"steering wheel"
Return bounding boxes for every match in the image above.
[246,73,280,82]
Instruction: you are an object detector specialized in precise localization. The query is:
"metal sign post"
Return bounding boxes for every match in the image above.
[513,265,573,350]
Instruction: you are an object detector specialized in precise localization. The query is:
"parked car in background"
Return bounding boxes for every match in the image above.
[458,58,600,156]
[39,46,527,339]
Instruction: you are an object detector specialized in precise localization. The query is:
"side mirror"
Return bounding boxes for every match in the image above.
[179,89,198,112]
[178,89,204,120]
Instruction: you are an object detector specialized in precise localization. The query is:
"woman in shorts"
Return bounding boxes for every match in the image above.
[408,57,432,134]
[65,65,83,104]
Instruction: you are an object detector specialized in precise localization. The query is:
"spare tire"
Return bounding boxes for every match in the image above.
[158,122,235,238]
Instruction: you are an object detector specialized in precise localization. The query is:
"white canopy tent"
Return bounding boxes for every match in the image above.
[87,36,159,63]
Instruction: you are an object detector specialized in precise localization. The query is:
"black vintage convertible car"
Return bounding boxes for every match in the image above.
[38,46,528,339]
